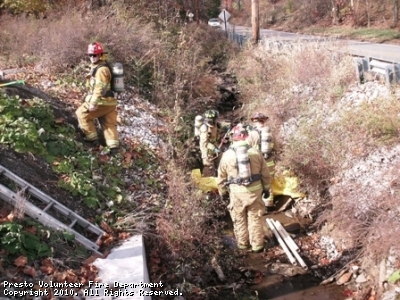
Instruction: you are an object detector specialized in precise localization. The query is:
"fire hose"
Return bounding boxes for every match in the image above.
[0,80,25,87]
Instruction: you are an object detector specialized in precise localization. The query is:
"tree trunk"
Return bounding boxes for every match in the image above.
[365,0,370,27]
[331,0,342,25]
[394,0,399,27]
[331,0,338,25]
[252,0,259,44]
[196,0,199,24]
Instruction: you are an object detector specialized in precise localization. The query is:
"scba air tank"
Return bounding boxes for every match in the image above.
[236,144,251,185]
[261,127,272,156]
[111,62,125,93]
[194,115,204,137]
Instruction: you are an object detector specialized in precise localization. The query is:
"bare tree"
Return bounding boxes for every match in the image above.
[331,0,344,25]
[394,0,399,27]
[365,0,370,27]
[252,0,259,44]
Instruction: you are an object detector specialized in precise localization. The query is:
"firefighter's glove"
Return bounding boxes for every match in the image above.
[262,190,270,199]
[89,103,98,112]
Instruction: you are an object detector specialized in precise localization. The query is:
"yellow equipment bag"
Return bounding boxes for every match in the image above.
[191,168,305,199]
[271,171,305,199]
[191,169,218,193]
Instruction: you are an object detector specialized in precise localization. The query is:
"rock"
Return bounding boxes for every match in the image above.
[337,272,353,285]
[351,265,360,274]
[283,222,300,233]
[356,273,368,283]
[381,290,399,300]
[266,262,308,276]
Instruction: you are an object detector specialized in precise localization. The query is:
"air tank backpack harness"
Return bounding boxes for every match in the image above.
[259,127,273,159]
[194,115,204,139]
[226,141,261,186]
[91,62,125,95]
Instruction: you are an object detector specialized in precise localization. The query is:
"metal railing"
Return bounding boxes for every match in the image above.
[355,56,400,85]
[224,25,400,85]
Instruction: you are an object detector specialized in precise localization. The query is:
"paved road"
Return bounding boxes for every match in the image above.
[224,23,400,64]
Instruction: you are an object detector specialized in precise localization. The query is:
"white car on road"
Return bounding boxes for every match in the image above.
[208,18,221,27]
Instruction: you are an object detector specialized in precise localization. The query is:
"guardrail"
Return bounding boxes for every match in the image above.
[354,57,400,85]
[226,31,400,85]
[227,31,249,47]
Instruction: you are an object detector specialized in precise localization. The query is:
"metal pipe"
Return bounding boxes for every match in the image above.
[266,218,297,266]
[273,220,299,252]
[273,220,308,270]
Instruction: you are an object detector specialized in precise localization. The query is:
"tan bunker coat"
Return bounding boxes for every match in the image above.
[76,61,119,148]
[217,141,271,251]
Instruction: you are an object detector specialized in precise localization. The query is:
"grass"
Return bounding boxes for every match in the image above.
[301,27,400,42]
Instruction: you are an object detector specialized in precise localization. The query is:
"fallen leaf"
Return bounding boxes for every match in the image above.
[65,269,77,282]
[98,154,110,163]
[0,206,9,218]
[14,256,27,267]
[24,226,37,235]
[23,266,37,277]
[102,235,114,246]
[100,221,113,233]
[342,289,353,297]
[123,152,132,164]
[40,265,55,275]
[7,211,15,222]
[319,258,330,266]
[40,258,55,274]
[54,117,65,124]
[82,254,102,266]
[118,232,130,240]
[54,271,67,281]
[337,272,353,285]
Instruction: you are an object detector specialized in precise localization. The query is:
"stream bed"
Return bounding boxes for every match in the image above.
[221,198,347,300]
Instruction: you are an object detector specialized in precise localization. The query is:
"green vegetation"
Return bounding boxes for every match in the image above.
[0,222,52,260]
[303,27,400,42]
[0,94,74,155]
[0,92,149,209]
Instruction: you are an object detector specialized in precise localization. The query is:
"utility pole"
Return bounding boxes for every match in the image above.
[251,0,259,44]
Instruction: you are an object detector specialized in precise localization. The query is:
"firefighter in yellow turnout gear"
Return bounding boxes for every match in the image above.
[217,125,271,252]
[246,112,275,207]
[76,42,119,155]
[198,110,221,176]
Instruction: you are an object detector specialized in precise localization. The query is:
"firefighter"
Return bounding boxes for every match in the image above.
[246,112,275,207]
[75,42,119,156]
[217,125,271,253]
[198,109,221,176]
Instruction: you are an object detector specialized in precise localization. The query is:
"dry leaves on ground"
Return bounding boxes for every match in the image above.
[14,256,27,267]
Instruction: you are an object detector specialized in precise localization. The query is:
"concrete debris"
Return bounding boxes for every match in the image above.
[355,273,368,283]
[319,236,341,261]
